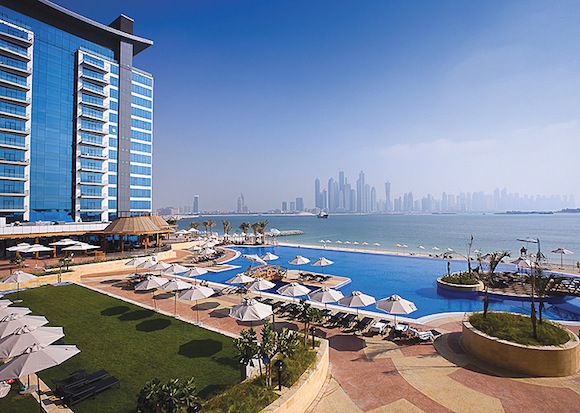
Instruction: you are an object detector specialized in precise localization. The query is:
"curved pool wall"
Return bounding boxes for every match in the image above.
[200,245,580,322]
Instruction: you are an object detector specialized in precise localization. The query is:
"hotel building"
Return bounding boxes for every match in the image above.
[0,0,153,224]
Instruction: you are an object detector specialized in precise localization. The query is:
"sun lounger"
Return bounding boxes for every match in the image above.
[53,369,87,389]
[328,311,347,325]
[63,376,119,406]
[355,317,374,331]
[57,369,109,397]
[408,327,434,342]
[369,321,389,335]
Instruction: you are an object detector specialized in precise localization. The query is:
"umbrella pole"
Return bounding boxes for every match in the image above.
[174,292,178,316]
[37,374,42,413]
[196,300,199,324]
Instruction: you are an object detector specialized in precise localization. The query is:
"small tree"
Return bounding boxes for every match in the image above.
[260,322,277,386]
[136,377,197,413]
[296,299,323,345]
[10,255,25,270]
[277,327,301,358]
[533,271,554,324]
[480,250,510,318]
[234,328,258,380]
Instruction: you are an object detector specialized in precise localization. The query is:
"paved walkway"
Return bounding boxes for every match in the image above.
[79,272,580,413]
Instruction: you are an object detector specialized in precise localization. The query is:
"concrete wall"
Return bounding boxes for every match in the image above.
[436,277,483,292]
[261,339,329,413]
[462,320,580,377]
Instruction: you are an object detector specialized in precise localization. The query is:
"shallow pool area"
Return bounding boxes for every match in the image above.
[201,245,580,321]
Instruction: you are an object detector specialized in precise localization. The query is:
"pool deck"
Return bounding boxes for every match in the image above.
[79,271,580,413]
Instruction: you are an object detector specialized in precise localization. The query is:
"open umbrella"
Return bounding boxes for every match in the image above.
[311,257,334,275]
[162,264,189,276]
[147,261,172,272]
[178,285,215,324]
[277,282,311,301]
[338,290,376,318]
[62,242,99,252]
[2,271,38,299]
[161,279,192,316]
[7,243,31,252]
[136,258,158,270]
[0,343,80,405]
[20,244,52,268]
[227,273,254,285]
[243,254,267,266]
[0,307,31,321]
[229,298,273,323]
[0,326,64,361]
[376,294,417,324]
[0,315,49,339]
[134,276,168,291]
[247,278,276,297]
[125,257,149,271]
[49,239,78,247]
[308,286,344,309]
[289,255,310,275]
[551,248,574,269]
[0,299,12,309]
[261,252,279,261]
[181,267,208,280]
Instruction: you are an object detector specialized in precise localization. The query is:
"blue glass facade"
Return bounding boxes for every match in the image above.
[0,2,153,223]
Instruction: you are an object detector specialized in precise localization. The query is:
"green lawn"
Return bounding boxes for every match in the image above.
[2,284,240,413]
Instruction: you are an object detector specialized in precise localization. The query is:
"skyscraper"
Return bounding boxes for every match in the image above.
[0,0,154,223]
[193,195,199,214]
[384,181,392,212]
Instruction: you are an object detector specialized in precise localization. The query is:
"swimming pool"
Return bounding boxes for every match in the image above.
[202,245,580,321]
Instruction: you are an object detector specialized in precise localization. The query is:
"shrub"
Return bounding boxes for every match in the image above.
[469,312,570,346]
[441,271,479,285]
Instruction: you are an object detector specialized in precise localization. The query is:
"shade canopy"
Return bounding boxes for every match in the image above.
[551,248,574,255]
[308,287,344,304]
[161,279,192,292]
[0,344,80,381]
[229,299,273,322]
[181,267,208,278]
[247,278,276,292]
[147,261,172,271]
[134,276,169,291]
[338,290,376,308]
[49,239,78,246]
[0,299,12,309]
[7,243,31,252]
[288,255,311,265]
[226,274,255,285]
[243,254,267,266]
[125,257,150,267]
[62,242,99,251]
[137,258,158,269]
[261,252,279,261]
[510,257,535,269]
[311,257,334,267]
[0,316,49,339]
[162,264,189,275]
[0,326,64,361]
[21,244,52,253]
[0,307,31,321]
[2,271,37,284]
[277,282,311,297]
[178,285,215,301]
[376,294,417,315]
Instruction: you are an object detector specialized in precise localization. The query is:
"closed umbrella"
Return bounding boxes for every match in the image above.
[308,286,344,309]
[178,285,215,324]
[376,294,417,324]
[0,315,49,339]
[551,248,574,269]
[338,290,376,318]
[2,270,38,299]
[161,279,192,316]
[229,298,273,323]
[0,326,64,361]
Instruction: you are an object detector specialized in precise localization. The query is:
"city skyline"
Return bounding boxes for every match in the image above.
[54,1,580,212]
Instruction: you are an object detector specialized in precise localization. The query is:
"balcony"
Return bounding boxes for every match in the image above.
[0,28,33,47]
[79,164,105,173]
[0,156,28,165]
[80,56,107,73]
[0,60,30,76]
[78,204,107,212]
[0,75,29,91]
[78,178,106,186]
[0,188,27,196]
[0,204,26,212]
[0,107,28,121]
[0,43,31,61]
[80,70,109,86]
[78,136,105,148]
[79,124,106,135]
[78,150,106,160]
[0,139,27,150]
[80,83,106,98]
[79,110,106,123]
[0,172,26,180]
[80,97,106,110]
[78,191,104,199]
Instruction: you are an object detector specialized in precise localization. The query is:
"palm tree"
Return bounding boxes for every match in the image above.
[480,250,510,318]
[221,220,232,239]
[239,222,250,241]
[207,220,215,236]
[533,271,554,324]
[257,220,268,244]
[296,299,323,345]
[251,222,260,244]
[202,220,210,235]
[189,221,200,232]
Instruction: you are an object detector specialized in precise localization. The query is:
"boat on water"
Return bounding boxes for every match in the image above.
[317,211,329,218]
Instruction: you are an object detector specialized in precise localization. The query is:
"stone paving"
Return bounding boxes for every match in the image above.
[79,273,580,413]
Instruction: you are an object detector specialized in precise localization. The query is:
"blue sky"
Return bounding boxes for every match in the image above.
[57,0,580,211]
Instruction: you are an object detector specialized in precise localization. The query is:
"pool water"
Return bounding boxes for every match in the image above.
[201,245,580,321]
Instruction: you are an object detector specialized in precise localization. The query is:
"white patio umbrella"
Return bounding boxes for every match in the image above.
[161,279,192,316]
[335,240,343,244]
[418,245,425,250]
[201,248,216,256]
[289,255,310,275]
[247,278,276,297]
[311,257,334,274]
[551,248,574,268]
[0,343,80,401]
[2,270,38,299]
[125,257,149,270]
[0,306,31,321]
[226,273,254,285]
[181,267,208,280]
[0,315,49,339]
[7,243,31,252]
[308,286,344,308]
[229,298,273,323]
[362,242,369,246]
[62,242,99,252]
[0,326,64,361]
[0,299,12,309]
[511,257,533,271]
[49,239,78,247]
[338,290,376,318]
[432,246,440,251]
[178,285,215,324]
[162,264,189,276]
[261,252,279,261]
[21,244,53,268]
[134,276,168,291]
[136,258,158,269]
[243,254,267,266]
[148,261,172,273]
[188,245,202,253]
[376,294,417,324]
[277,282,311,301]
